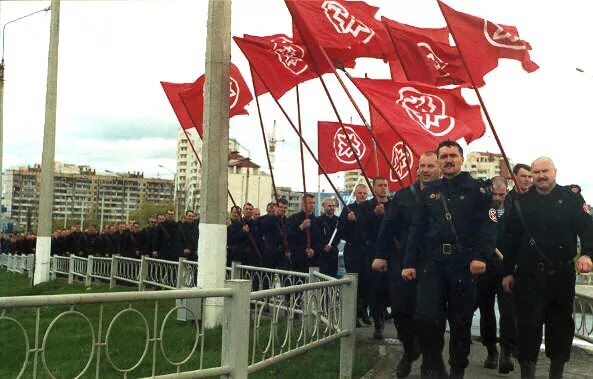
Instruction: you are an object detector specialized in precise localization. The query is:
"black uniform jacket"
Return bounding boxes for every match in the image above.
[501,184,593,275]
[376,182,423,264]
[403,172,497,269]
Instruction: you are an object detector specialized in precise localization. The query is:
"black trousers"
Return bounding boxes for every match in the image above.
[514,265,576,363]
[475,259,517,349]
[370,269,389,328]
[415,260,476,370]
[344,242,370,316]
[389,260,417,356]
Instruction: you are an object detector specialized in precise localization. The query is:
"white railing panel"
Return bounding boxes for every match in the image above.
[113,256,141,285]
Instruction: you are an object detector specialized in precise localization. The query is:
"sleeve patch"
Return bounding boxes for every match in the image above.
[489,208,498,223]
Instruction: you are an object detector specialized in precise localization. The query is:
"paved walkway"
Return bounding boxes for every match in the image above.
[356,320,593,378]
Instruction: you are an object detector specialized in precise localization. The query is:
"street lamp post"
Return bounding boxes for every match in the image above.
[0,6,51,217]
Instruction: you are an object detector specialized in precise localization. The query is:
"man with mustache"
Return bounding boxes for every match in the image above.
[401,141,497,378]
[501,157,593,378]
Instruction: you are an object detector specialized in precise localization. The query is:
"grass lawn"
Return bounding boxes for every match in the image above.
[0,270,377,378]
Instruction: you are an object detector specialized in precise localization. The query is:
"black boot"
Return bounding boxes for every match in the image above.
[361,308,372,325]
[396,355,413,378]
[520,361,536,378]
[549,360,565,379]
[498,346,514,374]
[396,350,420,378]
[372,320,384,339]
[449,366,464,379]
[483,344,499,369]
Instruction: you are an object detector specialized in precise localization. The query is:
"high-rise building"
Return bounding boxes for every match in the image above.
[344,170,361,193]
[175,130,273,214]
[175,129,202,214]
[462,151,512,180]
[2,163,174,231]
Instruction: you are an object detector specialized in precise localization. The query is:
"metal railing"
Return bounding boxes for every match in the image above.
[0,286,234,378]
[232,262,309,291]
[574,287,593,343]
[247,268,356,377]
[2,253,35,277]
[577,272,593,285]
[0,254,359,379]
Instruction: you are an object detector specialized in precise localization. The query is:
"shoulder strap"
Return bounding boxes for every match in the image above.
[439,192,463,250]
[409,184,422,205]
[512,198,550,263]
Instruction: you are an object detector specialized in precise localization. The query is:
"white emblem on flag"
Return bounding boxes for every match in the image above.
[271,36,309,75]
[417,42,451,79]
[333,126,367,164]
[321,0,375,44]
[483,20,526,50]
[229,77,239,109]
[390,142,413,183]
[396,86,455,137]
[489,208,498,222]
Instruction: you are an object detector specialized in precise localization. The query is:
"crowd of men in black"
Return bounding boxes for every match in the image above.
[2,140,591,379]
[0,209,200,261]
[226,140,593,379]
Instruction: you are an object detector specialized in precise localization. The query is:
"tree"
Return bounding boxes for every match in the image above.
[130,201,175,225]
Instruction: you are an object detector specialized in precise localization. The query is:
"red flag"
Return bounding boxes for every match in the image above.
[179,63,253,137]
[160,81,196,131]
[353,78,486,154]
[383,17,472,87]
[438,0,538,85]
[384,19,450,45]
[286,0,389,64]
[317,121,373,174]
[365,117,419,191]
[234,34,336,100]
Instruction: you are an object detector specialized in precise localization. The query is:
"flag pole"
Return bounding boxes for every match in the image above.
[436,0,520,191]
[307,68,377,198]
[182,127,262,261]
[250,72,290,256]
[246,69,350,212]
[364,73,380,178]
[327,63,409,189]
[296,84,312,250]
[285,9,408,190]
[285,9,378,198]
[381,20,424,186]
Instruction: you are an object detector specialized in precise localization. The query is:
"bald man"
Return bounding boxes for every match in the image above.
[501,157,593,379]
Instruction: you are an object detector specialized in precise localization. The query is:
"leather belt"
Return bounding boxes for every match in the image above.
[527,260,574,273]
[440,243,458,255]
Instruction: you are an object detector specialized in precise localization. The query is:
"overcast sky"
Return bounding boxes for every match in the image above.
[2,0,592,201]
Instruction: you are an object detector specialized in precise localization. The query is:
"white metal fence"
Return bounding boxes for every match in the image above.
[0,254,358,378]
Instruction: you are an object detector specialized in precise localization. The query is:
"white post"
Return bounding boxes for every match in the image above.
[138,255,148,291]
[221,280,250,378]
[109,254,118,288]
[197,0,231,329]
[33,0,61,286]
[85,255,92,287]
[67,254,74,284]
[339,273,358,379]
[177,258,202,321]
